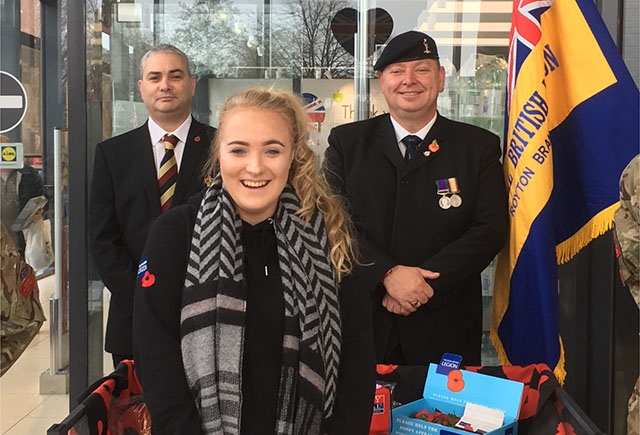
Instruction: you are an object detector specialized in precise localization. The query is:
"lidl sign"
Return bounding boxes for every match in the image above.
[0,142,24,169]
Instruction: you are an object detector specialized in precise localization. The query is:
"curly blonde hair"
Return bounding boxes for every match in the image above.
[204,87,356,282]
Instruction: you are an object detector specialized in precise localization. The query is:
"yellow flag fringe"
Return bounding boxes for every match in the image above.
[554,339,566,385]
[490,327,567,385]
[556,203,620,264]
[491,203,618,385]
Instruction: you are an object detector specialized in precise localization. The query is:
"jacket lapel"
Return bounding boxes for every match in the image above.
[403,115,447,175]
[376,115,405,169]
[132,122,162,214]
[174,118,209,203]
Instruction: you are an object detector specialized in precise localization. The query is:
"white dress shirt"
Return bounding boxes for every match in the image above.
[390,113,437,158]
[147,116,193,175]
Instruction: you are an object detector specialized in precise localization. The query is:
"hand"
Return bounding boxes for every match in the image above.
[382,293,416,316]
[30,208,44,222]
[381,265,438,314]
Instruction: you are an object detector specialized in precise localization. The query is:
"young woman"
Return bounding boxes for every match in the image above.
[133,87,375,434]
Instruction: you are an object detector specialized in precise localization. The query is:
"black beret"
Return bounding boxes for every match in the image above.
[373,31,439,71]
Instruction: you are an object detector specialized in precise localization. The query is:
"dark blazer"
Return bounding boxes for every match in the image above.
[90,117,215,355]
[324,113,508,366]
[17,166,46,211]
[15,165,46,255]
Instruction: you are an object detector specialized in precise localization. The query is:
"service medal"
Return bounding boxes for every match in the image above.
[439,195,451,209]
[450,193,462,208]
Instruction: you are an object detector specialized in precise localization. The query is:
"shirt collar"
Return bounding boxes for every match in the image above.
[147,115,193,145]
[390,112,437,144]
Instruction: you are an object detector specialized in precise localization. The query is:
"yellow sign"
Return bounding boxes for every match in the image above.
[1,145,17,162]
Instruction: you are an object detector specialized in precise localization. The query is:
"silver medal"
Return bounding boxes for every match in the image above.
[439,195,451,209]
[450,193,462,208]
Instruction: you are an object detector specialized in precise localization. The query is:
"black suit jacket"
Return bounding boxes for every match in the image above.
[324,113,508,366]
[90,118,215,355]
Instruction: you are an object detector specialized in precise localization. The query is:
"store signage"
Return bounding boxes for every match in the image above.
[0,71,28,133]
[0,142,24,169]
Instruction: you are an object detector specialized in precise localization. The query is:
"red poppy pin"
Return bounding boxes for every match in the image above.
[194,136,201,142]
[138,258,155,287]
[141,271,156,288]
[423,140,440,157]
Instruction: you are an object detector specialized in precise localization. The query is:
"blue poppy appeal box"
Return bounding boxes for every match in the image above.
[391,357,524,435]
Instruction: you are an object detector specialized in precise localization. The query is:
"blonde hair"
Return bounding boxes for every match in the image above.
[204,87,356,281]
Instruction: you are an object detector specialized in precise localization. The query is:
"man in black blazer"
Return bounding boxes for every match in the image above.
[324,31,508,366]
[90,44,215,367]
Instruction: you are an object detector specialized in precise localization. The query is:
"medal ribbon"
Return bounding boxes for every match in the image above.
[435,179,451,195]
[447,177,460,194]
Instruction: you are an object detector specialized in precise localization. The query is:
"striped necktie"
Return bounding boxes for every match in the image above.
[402,135,421,164]
[158,134,178,212]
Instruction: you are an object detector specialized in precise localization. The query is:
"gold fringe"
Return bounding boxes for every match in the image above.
[490,326,567,385]
[490,204,618,389]
[556,203,620,264]
[554,338,567,385]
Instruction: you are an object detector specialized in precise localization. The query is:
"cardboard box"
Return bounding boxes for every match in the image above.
[391,363,524,435]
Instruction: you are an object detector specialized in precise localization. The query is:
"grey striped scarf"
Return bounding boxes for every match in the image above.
[180,177,341,435]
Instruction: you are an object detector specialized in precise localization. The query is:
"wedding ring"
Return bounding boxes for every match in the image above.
[411,300,419,308]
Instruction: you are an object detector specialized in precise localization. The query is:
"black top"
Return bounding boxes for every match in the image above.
[240,219,284,433]
[133,194,377,434]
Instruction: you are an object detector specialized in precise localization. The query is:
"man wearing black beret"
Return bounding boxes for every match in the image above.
[323,30,508,366]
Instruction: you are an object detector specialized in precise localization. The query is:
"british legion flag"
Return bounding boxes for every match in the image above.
[492,0,639,383]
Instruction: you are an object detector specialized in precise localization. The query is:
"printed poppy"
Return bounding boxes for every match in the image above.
[447,369,465,392]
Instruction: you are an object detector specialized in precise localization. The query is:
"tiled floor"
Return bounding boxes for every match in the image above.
[1,272,112,434]
[1,274,69,434]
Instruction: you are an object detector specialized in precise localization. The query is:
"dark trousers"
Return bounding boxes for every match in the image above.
[382,319,407,365]
[111,353,133,369]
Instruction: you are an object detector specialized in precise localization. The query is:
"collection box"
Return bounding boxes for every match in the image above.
[391,362,524,435]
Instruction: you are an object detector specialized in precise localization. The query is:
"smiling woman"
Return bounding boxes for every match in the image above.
[133,87,376,435]
[204,88,359,280]
[216,106,294,225]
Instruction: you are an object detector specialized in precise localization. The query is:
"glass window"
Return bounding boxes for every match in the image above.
[86,0,512,373]
[1,0,69,387]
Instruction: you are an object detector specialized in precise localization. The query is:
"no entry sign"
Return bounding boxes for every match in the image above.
[0,71,28,133]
